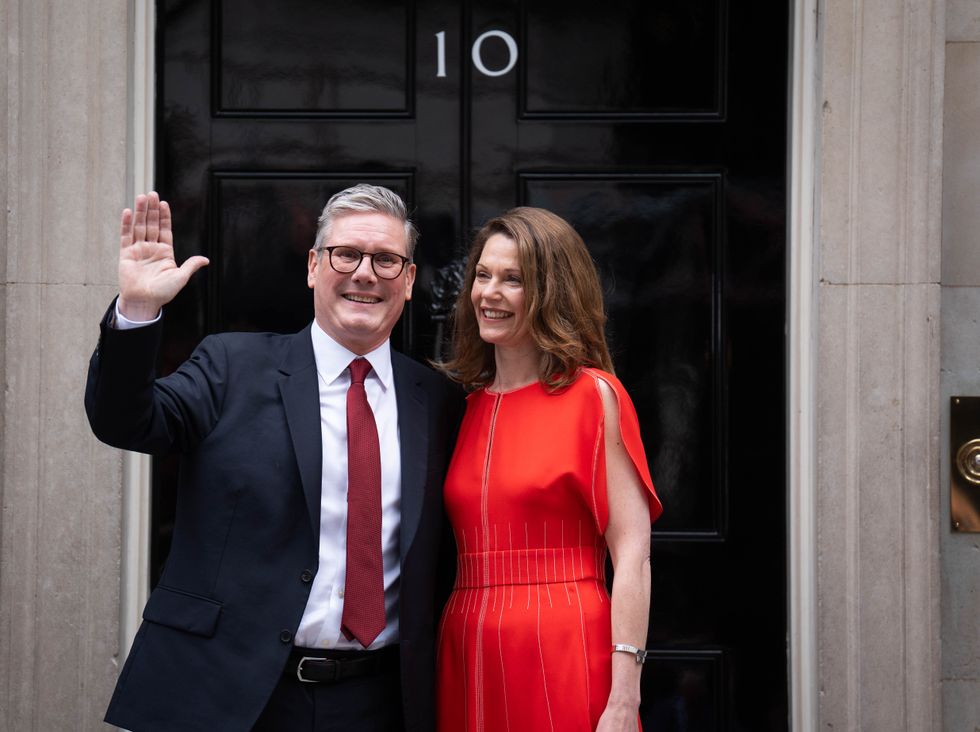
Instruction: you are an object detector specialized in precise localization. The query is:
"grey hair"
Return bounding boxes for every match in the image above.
[313,183,418,258]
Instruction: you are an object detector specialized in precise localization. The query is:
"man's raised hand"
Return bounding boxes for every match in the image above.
[117,192,209,321]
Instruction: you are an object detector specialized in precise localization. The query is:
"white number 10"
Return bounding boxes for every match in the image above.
[435,29,519,78]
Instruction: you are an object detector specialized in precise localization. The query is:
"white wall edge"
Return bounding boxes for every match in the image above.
[788,0,818,729]
[120,0,155,662]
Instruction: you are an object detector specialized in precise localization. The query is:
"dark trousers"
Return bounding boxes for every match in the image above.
[252,648,404,732]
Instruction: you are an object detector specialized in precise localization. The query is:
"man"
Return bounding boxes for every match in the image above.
[85,184,463,731]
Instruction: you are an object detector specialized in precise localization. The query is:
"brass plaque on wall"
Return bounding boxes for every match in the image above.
[951,396,980,532]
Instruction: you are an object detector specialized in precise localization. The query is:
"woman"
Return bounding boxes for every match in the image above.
[436,207,663,731]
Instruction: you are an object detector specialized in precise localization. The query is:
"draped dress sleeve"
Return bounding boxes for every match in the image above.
[582,368,664,534]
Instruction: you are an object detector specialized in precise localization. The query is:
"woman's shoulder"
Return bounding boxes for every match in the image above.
[577,368,646,424]
[578,367,629,397]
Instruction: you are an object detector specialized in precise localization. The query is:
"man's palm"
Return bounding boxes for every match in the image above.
[118,192,208,320]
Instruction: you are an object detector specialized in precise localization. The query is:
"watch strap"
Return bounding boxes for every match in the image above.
[611,643,649,664]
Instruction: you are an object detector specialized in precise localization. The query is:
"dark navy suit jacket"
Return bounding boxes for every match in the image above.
[85,302,463,732]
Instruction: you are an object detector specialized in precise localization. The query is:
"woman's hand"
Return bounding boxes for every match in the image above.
[596,696,640,731]
[117,191,208,320]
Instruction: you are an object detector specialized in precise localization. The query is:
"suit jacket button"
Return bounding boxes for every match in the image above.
[301,570,313,583]
[279,630,292,643]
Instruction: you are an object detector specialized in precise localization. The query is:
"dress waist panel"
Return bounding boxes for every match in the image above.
[454,546,607,589]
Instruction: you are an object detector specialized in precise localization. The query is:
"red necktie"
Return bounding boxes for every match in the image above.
[341,358,386,647]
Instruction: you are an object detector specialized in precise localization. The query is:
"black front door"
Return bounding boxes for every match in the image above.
[156,2,788,728]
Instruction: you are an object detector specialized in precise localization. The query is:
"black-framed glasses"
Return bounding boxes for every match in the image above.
[317,245,410,280]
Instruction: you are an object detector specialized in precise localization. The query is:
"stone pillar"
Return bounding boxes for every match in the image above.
[815,0,944,730]
[0,1,130,730]
[940,2,980,728]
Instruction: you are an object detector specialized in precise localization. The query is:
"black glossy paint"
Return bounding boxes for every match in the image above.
[155,1,788,728]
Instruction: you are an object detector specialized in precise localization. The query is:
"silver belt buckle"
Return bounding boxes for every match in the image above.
[296,656,321,683]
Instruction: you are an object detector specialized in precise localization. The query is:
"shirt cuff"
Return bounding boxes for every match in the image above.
[113,299,162,330]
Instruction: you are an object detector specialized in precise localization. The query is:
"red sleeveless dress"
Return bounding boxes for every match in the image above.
[436,369,662,731]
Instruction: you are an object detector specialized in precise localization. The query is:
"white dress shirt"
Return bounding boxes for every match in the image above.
[113,302,403,650]
[294,320,402,649]
[113,302,162,329]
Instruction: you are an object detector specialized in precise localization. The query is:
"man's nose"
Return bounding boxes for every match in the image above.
[351,254,377,281]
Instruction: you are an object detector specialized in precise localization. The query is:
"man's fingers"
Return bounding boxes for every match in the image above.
[119,208,134,249]
[178,256,210,281]
[132,193,148,244]
[159,200,174,246]
[146,194,161,243]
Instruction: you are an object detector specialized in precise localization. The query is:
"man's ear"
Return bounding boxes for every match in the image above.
[307,249,318,289]
[404,262,417,301]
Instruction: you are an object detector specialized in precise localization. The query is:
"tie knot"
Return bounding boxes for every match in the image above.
[349,358,372,385]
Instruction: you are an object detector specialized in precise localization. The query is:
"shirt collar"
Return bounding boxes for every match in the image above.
[310,321,393,390]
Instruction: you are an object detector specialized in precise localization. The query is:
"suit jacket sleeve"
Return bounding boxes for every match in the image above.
[85,300,227,455]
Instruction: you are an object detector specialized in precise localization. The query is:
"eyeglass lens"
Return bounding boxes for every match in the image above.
[327,246,405,279]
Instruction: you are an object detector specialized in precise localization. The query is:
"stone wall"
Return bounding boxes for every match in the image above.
[814,0,944,729]
[941,2,980,729]
[0,1,130,729]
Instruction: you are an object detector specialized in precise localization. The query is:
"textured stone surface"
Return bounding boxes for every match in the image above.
[1,283,124,728]
[5,2,126,287]
[942,43,980,286]
[0,0,129,730]
[948,0,980,43]
[815,0,944,728]
[816,283,941,731]
[1,281,124,732]
[819,0,943,287]
[942,678,980,732]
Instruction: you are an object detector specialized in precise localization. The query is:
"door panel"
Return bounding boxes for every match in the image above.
[156,2,788,728]
[217,0,413,115]
[521,1,725,117]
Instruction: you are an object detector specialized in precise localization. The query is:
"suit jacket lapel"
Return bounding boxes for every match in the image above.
[393,353,429,560]
[277,325,322,542]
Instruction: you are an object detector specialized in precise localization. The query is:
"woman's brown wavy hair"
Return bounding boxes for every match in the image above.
[440,207,613,390]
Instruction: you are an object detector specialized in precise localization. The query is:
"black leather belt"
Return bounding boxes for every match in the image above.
[288,645,399,684]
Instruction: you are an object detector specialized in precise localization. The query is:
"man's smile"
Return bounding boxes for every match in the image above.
[344,293,383,304]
